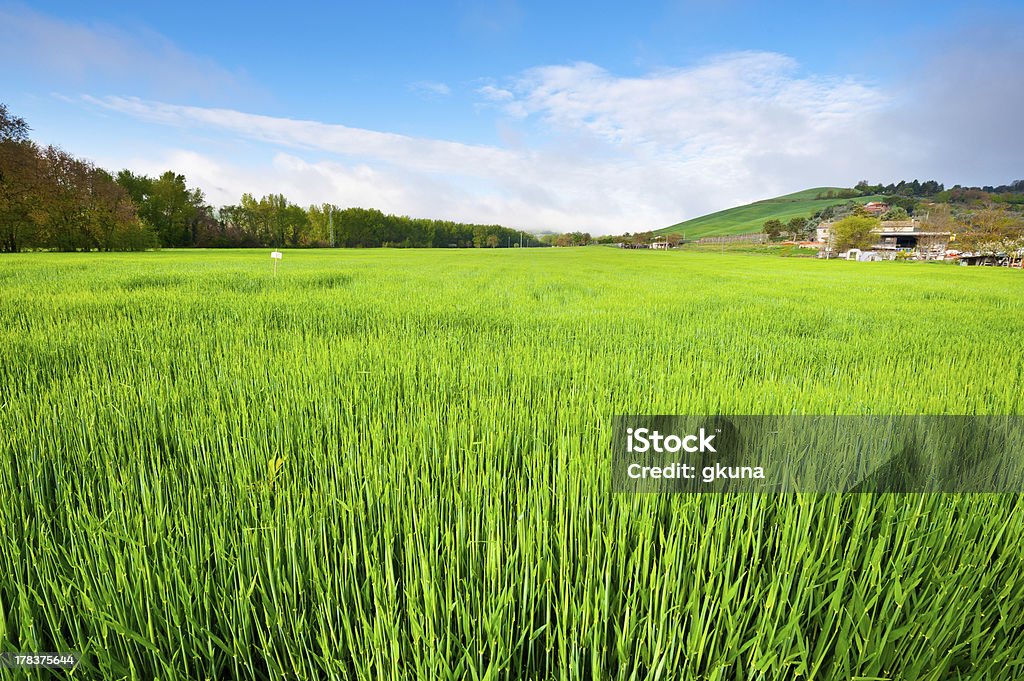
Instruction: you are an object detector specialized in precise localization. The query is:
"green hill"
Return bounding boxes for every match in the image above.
[656,187,886,239]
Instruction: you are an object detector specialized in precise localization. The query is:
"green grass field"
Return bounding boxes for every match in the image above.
[2,248,1023,679]
[656,187,887,238]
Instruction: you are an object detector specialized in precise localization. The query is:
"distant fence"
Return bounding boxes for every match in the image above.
[697,233,767,245]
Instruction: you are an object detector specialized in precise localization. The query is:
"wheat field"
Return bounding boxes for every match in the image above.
[1,248,1022,679]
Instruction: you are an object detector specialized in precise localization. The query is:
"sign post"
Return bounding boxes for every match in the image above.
[271,251,283,276]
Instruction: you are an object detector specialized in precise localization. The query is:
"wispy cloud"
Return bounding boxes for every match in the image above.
[83,95,523,178]
[477,84,515,102]
[0,4,254,103]
[410,80,453,97]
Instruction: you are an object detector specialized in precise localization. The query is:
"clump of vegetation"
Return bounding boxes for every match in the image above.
[881,206,910,221]
[762,216,811,241]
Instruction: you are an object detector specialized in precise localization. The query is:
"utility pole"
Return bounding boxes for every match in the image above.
[329,206,335,248]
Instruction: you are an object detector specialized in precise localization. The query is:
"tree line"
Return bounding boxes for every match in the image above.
[0,104,543,252]
[854,178,1024,206]
[851,179,945,197]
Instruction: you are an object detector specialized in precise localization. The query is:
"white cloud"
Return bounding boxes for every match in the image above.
[493,53,889,181]
[99,146,612,231]
[76,37,1024,234]
[80,49,891,234]
[477,85,515,102]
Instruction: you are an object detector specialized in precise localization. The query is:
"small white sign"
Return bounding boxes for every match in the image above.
[270,251,283,259]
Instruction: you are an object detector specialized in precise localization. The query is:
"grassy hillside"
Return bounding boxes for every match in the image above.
[656,187,886,239]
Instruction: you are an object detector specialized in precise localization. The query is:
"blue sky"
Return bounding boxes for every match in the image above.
[2,1,1022,233]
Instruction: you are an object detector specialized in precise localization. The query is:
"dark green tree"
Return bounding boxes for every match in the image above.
[763,218,784,241]
[116,170,208,247]
[0,105,41,251]
[787,217,809,239]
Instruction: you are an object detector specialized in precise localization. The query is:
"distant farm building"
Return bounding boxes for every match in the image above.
[862,202,890,216]
[874,221,951,259]
[817,218,953,261]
